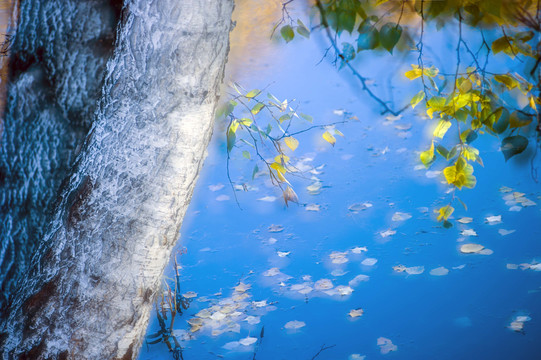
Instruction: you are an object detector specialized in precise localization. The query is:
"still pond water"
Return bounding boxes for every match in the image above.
[139,3,541,359]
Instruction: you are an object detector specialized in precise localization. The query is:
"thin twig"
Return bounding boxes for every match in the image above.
[309,344,336,360]
[314,0,406,116]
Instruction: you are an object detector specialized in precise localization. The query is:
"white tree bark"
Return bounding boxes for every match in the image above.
[0,0,234,358]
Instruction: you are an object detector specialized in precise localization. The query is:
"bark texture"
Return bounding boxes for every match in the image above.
[0,0,234,358]
[0,0,120,315]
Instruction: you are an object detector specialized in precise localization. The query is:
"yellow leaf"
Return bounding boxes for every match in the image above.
[530,95,537,112]
[436,205,454,221]
[274,154,290,165]
[420,141,435,168]
[284,136,299,151]
[238,118,253,126]
[405,68,423,80]
[271,161,287,174]
[322,131,336,146]
[433,120,452,139]
[334,129,344,137]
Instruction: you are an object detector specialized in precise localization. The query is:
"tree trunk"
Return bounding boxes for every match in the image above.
[0,0,120,316]
[0,0,234,358]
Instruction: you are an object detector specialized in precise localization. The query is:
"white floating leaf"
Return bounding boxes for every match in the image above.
[245,316,261,325]
[348,202,373,212]
[284,320,306,330]
[336,285,354,296]
[460,243,484,254]
[457,217,473,224]
[405,266,424,275]
[268,224,284,233]
[305,204,320,211]
[377,337,397,355]
[331,269,348,277]
[263,267,281,277]
[349,308,364,318]
[239,336,258,346]
[277,251,290,257]
[460,229,478,236]
[209,183,225,192]
[485,215,502,224]
[314,279,334,290]
[361,258,378,266]
[498,229,516,236]
[429,267,449,276]
[349,274,370,287]
[392,212,412,221]
[351,246,368,254]
[380,229,396,238]
[223,341,240,350]
[258,196,277,202]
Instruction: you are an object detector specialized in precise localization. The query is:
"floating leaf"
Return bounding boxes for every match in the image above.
[242,150,251,159]
[349,308,364,318]
[284,320,306,330]
[460,243,484,254]
[437,205,454,221]
[429,267,449,276]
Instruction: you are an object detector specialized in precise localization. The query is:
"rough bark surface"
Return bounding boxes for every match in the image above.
[0,0,119,315]
[0,0,234,358]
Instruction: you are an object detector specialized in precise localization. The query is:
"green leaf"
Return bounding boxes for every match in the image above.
[242,150,251,159]
[341,42,356,62]
[300,113,313,122]
[379,23,402,53]
[252,164,259,180]
[436,144,449,159]
[493,108,509,133]
[420,141,436,168]
[281,25,295,43]
[296,19,310,38]
[494,74,519,90]
[227,128,236,153]
[501,135,528,161]
[279,114,291,123]
[245,89,261,98]
[433,120,452,139]
[410,90,425,109]
[338,11,356,34]
[357,20,379,51]
[491,36,510,54]
[509,111,533,128]
[251,102,265,115]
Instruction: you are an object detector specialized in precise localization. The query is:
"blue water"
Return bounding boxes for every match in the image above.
[139,17,541,360]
